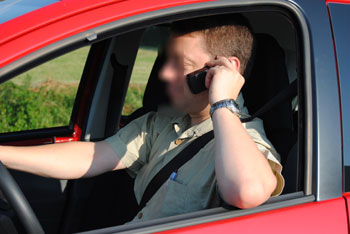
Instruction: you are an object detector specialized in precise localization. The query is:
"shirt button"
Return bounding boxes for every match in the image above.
[138,212,143,219]
[175,139,183,145]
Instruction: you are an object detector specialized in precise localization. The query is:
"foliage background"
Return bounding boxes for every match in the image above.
[0,46,157,133]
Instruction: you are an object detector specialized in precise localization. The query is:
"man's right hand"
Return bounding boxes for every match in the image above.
[0,141,125,179]
[205,56,245,105]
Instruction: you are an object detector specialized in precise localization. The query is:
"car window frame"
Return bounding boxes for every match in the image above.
[0,45,93,143]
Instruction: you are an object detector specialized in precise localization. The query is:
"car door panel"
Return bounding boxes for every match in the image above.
[0,43,96,233]
[156,198,348,234]
[328,1,350,228]
[0,0,348,233]
[0,133,81,234]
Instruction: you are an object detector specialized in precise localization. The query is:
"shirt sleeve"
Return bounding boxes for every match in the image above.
[104,112,157,176]
[243,118,285,196]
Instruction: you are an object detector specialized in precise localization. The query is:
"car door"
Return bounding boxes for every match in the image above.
[74,0,349,233]
[0,32,143,234]
[327,0,350,226]
[0,44,96,234]
[0,0,349,234]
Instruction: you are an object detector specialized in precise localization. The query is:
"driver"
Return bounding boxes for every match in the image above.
[0,14,284,223]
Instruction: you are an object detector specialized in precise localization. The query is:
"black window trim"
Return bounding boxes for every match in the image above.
[0,126,74,143]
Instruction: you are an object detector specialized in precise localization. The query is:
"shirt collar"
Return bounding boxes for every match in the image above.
[172,114,213,140]
[170,92,245,139]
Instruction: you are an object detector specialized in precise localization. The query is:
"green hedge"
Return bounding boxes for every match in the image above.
[0,81,76,133]
[122,84,145,115]
[0,81,145,133]
[0,45,154,134]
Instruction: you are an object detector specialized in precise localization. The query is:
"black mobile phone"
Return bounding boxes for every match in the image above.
[186,66,209,94]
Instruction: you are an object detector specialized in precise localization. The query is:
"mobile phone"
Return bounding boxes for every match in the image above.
[186,66,209,94]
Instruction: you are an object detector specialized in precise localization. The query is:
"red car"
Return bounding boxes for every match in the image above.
[1,0,350,233]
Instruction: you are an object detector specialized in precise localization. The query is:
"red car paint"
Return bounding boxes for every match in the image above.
[0,0,211,68]
[157,198,348,234]
[1,0,350,233]
[326,0,350,3]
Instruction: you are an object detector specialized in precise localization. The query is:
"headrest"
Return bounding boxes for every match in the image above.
[142,48,169,111]
[241,33,292,130]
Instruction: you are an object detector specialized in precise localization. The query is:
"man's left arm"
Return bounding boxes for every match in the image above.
[206,56,278,209]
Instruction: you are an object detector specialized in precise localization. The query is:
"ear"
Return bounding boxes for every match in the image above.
[228,56,241,72]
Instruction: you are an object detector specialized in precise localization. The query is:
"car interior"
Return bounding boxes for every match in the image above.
[0,7,305,234]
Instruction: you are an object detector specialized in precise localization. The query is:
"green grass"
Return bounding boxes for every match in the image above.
[12,46,157,86]
[122,84,146,116]
[0,46,158,133]
[122,46,158,115]
[12,47,90,86]
[129,46,158,84]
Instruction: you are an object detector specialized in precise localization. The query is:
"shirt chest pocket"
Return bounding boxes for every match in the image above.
[158,179,188,217]
[159,179,208,217]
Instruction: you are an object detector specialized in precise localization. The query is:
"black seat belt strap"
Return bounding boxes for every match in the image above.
[138,130,214,210]
[241,79,297,122]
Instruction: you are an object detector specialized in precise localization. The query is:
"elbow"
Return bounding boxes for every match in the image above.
[222,176,277,209]
[234,184,271,209]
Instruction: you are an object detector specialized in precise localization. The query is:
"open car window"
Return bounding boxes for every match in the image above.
[0,46,90,134]
[75,8,306,233]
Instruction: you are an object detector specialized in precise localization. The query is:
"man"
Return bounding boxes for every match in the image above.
[0,14,284,223]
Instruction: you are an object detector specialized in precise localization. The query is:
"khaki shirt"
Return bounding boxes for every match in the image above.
[105,95,284,223]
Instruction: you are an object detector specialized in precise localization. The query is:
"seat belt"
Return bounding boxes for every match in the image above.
[139,130,214,210]
[241,79,297,122]
[138,79,297,210]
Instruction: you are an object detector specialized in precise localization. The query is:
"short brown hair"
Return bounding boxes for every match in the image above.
[170,14,254,74]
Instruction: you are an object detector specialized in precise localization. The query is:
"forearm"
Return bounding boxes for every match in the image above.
[213,108,277,209]
[0,141,124,179]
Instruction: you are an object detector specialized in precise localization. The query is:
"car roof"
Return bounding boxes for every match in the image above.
[0,0,59,24]
[0,0,206,69]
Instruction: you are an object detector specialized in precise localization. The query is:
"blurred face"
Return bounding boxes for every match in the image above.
[159,33,212,114]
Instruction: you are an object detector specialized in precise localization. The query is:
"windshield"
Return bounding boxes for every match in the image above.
[0,0,58,24]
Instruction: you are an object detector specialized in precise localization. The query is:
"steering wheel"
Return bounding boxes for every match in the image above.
[0,161,45,234]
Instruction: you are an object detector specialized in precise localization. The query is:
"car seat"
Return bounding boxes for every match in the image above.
[241,34,300,194]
